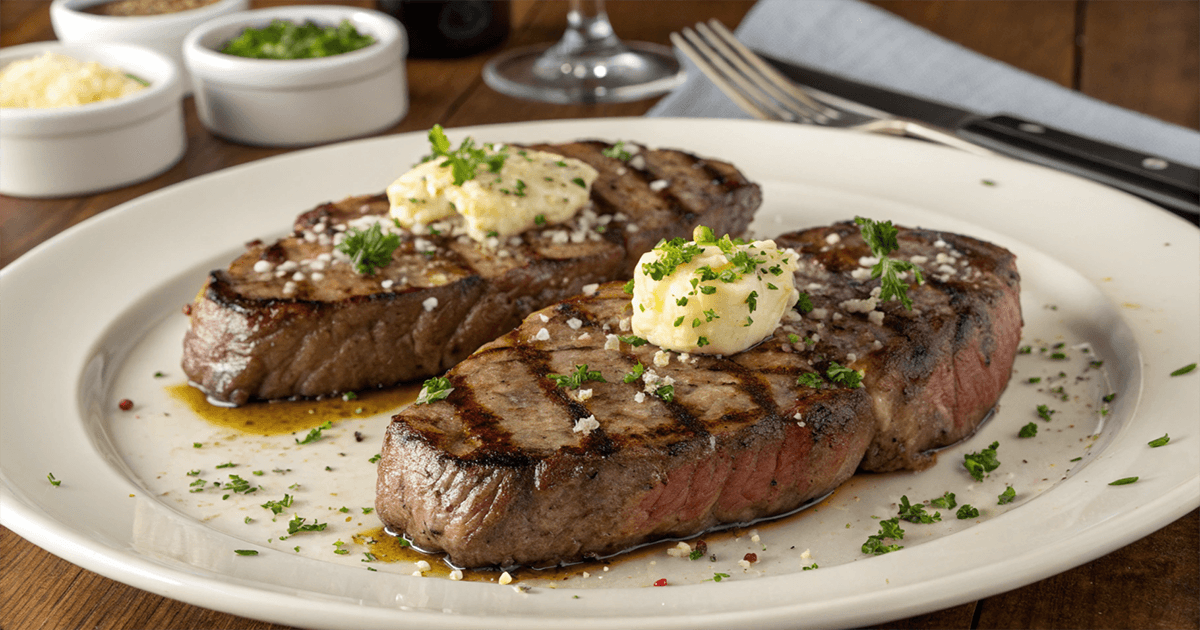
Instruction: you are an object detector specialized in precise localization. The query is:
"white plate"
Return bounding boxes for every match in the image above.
[2,118,1197,630]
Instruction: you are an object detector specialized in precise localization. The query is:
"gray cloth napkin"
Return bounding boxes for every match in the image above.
[648,0,1200,169]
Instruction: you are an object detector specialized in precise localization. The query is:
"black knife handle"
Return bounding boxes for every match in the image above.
[958,115,1200,223]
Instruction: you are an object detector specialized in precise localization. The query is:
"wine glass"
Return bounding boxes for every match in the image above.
[482,0,685,104]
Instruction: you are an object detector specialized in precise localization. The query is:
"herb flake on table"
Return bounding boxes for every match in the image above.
[1148,434,1170,448]
[46,472,61,487]
[963,441,1001,481]
[1109,477,1139,486]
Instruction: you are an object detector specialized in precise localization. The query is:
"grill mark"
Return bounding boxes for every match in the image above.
[513,341,620,457]
[696,160,744,194]
[443,371,533,468]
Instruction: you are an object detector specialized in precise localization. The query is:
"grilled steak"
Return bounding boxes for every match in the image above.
[375,222,1022,568]
[181,141,761,405]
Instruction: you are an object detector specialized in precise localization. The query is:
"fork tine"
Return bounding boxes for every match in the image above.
[703,19,841,121]
[693,22,831,124]
[671,29,798,122]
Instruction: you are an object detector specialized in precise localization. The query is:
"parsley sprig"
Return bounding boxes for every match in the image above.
[416,376,453,405]
[854,217,925,310]
[427,124,507,186]
[963,441,1001,481]
[547,365,606,389]
[336,223,400,276]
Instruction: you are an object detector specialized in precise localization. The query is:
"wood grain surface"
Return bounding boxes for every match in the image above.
[1,1,1197,629]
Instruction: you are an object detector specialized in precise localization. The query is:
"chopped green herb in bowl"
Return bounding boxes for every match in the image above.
[222,19,375,59]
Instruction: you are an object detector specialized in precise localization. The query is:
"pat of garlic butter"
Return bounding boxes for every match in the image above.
[387,148,598,241]
[631,228,800,355]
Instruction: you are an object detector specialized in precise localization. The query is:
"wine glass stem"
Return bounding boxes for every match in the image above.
[554,0,627,56]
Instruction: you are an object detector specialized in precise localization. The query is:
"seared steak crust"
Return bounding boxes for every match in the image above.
[774,222,1022,471]
[377,283,875,568]
[375,222,1022,568]
[181,142,761,405]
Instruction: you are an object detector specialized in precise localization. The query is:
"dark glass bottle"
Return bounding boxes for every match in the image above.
[376,1,510,58]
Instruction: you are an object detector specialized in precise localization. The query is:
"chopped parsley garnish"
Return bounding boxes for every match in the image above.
[572,177,587,188]
[220,19,375,59]
[796,372,824,388]
[897,495,940,523]
[261,494,294,515]
[619,335,648,347]
[655,384,675,402]
[1109,477,1139,486]
[1148,434,1170,448]
[601,141,632,161]
[336,223,400,276]
[426,124,507,186]
[416,376,453,404]
[963,441,1001,481]
[1036,404,1055,421]
[697,336,710,347]
[642,237,703,280]
[956,504,979,519]
[826,362,863,388]
[368,453,381,463]
[624,278,636,294]
[534,213,546,226]
[706,572,732,582]
[802,563,819,571]
[295,420,332,445]
[861,517,905,555]
[930,492,957,510]
[997,486,1016,504]
[46,472,61,487]
[547,365,606,389]
[1170,363,1197,376]
[234,549,259,556]
[854,216,925,310]
[795,292,814,314]
[1018,422,1038,438]
[220,474,259,497]
[623,362,645,384]
[745,291,758,313]
[286,515,327,535]
[216,461,236,469]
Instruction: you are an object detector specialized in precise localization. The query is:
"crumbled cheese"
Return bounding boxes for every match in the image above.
[0,52,147,108]
[499,572,513,585]
[604,334,621,351]
[738,559,752,570]
[567,317,583,330]
[648,179,669,192]
[634,392,646,403]
[416,560,431,572]
[576,388,593,402]
[858,256,879,267]
[868,311,885,326]
[800,548,812,560]
[653,350,670,367]
[449,570,463,581]
[573,415,599,435]
[422,297,438,312]
[808,308,828,320]
[850,267,874,281]
[666,542,692,558]
[839,296,879,314]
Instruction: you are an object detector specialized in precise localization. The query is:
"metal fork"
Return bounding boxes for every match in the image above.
[671,20,993,156]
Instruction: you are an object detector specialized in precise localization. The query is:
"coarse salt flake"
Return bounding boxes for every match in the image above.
[582,283,599,295]
[499,572,513,585]
[567,317,583,330]
[573,415,599,435]
[535,327,550,341]
[653,350,670,367]
[422,297,438,312]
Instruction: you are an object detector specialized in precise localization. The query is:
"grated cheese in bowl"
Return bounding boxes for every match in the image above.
[0,52,147,109]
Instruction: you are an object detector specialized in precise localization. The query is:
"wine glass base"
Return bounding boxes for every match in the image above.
[483,41,685,105]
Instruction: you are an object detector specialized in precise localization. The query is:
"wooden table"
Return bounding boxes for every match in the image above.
[1,1,1197,628]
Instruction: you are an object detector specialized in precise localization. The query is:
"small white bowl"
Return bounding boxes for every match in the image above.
[49,0,250,95]
[183,5,408,147]
[0,41,186,198]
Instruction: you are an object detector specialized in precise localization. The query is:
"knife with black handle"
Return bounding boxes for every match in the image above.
[761,53,1200,225]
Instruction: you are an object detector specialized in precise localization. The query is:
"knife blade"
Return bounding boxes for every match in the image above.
[760,53,1200,224]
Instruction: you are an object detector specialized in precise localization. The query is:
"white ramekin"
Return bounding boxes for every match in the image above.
[49,0,250,94]
[182,5,408,147]
[0,41,186,198]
